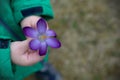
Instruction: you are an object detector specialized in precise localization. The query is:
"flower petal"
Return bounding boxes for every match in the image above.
[23,27,38,38]
[46,29,57,37]
[37,18,47,34]
[29,39,41,50]
[39,42,47,56]
[46,38,61,48]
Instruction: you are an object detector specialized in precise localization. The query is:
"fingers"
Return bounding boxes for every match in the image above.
[19,39,45,65]
[11,39,45,66]
[22,50,45,66]
[23,39,45,65]
[20,39,45,66]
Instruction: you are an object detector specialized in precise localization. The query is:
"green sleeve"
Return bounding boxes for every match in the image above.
[0,40,14,80]
[11,0,54,24]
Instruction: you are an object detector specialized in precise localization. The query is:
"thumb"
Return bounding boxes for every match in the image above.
[21,16,40,28]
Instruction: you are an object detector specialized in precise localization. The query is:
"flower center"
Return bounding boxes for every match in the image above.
[39,35,47,40]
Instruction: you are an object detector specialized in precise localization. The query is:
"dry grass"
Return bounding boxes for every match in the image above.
[48,0,120,80]
[25,0,120,80]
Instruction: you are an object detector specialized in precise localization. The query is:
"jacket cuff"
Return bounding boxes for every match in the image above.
[12,2,54,24]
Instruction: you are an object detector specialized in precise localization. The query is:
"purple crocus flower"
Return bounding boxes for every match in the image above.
[23,18,61,56]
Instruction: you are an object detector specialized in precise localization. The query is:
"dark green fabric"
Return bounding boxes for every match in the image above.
[0,0,53,80]
[0,40,14,80]
[11,0,54,24]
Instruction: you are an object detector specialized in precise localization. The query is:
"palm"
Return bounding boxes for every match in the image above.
[10,39,45,66]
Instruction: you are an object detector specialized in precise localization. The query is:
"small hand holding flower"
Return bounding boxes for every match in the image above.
[23,18,61,56]
[11,16,61,66]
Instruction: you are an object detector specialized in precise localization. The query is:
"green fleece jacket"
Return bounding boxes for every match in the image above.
[0,0,54,80]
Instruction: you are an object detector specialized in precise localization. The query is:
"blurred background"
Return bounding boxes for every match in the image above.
[26,0,120,80]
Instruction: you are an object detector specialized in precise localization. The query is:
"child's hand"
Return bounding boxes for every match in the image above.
[10,16,46,66]
[10,39,44,66]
